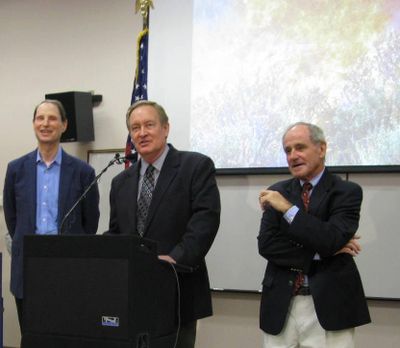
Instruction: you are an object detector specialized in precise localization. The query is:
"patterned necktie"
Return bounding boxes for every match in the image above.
[301,182,313,211]
[137,164,155,236]
[293,182,313,295]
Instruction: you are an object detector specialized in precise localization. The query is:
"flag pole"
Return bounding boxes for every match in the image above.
[125,1,154,167]
[135,0,154,29]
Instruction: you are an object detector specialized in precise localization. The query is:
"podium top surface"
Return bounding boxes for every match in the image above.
[23,235,158,259]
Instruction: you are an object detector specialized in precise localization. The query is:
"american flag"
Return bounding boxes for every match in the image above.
[125,28,149,167]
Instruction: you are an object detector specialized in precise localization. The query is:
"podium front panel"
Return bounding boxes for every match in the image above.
[22,235,177,348]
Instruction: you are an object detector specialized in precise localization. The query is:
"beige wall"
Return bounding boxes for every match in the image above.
[1,1,399,347]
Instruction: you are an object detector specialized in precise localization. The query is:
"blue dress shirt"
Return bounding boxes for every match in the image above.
[35,147,62,234]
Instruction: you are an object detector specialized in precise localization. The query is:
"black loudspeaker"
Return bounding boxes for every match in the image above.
[45,91,95,142]
[22,235,178,348]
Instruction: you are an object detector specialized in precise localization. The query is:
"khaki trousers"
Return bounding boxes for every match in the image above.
[263,295,355,348]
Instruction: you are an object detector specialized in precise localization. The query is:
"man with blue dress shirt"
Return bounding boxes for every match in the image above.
[3,100,100,332]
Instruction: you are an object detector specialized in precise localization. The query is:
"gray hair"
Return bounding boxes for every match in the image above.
[33,99,67,123]
[125,100,169,129]
[282,121,326,145]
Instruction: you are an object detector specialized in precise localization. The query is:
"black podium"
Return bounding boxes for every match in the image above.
[21,235,178,348]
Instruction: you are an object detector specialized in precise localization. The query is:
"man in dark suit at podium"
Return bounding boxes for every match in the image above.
[258,122,370,347]
[3,100,100,332]
[107,100,220,348]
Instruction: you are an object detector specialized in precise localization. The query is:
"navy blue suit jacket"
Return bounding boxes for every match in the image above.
[107,145,220,324]
[3,149,100,298]
[258,170,370,334]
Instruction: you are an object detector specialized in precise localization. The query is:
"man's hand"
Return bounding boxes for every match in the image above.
[158,255,176,264]
[335,235,361,256]
[259,189,293,213]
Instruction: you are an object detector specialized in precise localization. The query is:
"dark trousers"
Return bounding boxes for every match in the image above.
[15,297,24,333]
[176,320,197,348]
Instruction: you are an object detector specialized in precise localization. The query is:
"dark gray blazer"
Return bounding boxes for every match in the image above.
[3,149,100,298]
[258,170,370,334]
[107,145,221,324]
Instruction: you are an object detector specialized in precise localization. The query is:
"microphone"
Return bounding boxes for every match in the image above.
[115,152,137,164]
[59,153,134,234]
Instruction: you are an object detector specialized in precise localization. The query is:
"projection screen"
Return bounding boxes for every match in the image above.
[149,0,400,172]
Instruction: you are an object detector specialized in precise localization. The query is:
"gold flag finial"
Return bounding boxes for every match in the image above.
[135,0,154,19]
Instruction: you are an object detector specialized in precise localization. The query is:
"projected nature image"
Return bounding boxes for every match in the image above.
[190,0,400,169]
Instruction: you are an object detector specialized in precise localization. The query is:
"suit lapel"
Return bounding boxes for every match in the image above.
[145,148,179,233]
[58,151,75,228]
[308,170,334,215]
[25,151,38,233]
[287,179,303,209]
[126,164,140,234]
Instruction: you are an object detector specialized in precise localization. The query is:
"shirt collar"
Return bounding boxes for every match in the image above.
[36,146,63,165]
[140,144,170,175]
[300,167,325,188]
